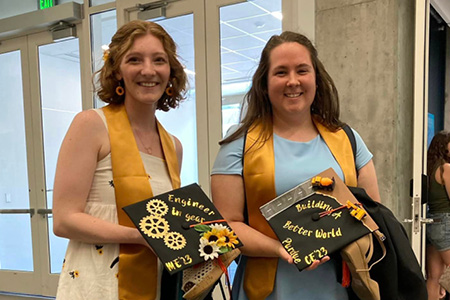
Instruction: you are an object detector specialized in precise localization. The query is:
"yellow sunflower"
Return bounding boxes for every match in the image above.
[217,228,239,249]
[203,228,225,244]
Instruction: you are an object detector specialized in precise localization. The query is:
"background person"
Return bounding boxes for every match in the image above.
[211,31,381,300]
[426,131,450,300]
[52,20,187,300]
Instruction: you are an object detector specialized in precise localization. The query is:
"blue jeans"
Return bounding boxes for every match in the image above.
[427,212,450,251]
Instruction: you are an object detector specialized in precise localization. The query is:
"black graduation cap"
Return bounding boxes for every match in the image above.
[123,183,243,275]
[260,168,378,271]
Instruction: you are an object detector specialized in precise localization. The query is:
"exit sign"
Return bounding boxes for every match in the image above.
[39,0,55,10]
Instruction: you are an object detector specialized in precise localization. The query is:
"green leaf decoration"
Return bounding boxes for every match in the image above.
[219,246,230,254]
[194,224,211,233]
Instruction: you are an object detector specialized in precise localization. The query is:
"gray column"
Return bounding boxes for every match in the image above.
[315,0,415,220]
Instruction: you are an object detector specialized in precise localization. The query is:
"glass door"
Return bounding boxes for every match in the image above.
[0,35,41,295]
[0,28,83,296]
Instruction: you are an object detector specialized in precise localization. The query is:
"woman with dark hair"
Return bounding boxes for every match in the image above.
[211,31,380,299]
[53,20,187,300]
[426,131,450,300]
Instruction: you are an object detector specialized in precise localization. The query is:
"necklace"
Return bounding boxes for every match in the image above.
[135,128,157,155]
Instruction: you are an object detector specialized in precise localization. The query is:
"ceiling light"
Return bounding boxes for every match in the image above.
[271,11,283,20]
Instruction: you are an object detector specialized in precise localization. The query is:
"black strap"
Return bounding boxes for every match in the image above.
[242,131,249,225]
[342,124,357,163]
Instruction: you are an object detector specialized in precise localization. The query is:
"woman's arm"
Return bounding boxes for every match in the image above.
[52,110,147,247]
[211,174,293,262]
[357,160,381,202]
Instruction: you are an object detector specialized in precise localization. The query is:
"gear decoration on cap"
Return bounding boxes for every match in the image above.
[139,215,170,239]
[146,199,169,217]
[164,232,187,250]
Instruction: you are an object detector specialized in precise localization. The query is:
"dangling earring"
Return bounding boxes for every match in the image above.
[116,82,124,96]
[165,82,174,97]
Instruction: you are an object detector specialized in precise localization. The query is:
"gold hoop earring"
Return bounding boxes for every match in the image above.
[116,83,124,96]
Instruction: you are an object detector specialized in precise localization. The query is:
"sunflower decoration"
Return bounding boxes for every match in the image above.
[217,227,239,249]
[203,228,225,244]
[198,238,220,261]
[195,223,238,261]
[209,223,228,231]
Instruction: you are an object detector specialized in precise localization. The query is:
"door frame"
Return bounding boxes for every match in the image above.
[411,0,430,272]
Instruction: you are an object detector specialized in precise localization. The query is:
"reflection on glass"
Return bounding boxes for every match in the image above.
[154,14,198,186]
[91,9,117,108]
[219,0,282,282]
[220,0,282,137]
[39,39,82,273]
[0,50,33,271]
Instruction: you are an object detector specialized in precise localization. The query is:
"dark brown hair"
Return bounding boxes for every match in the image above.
[95,20,187,111]
[220,31,343,145]
[427,130,450,183]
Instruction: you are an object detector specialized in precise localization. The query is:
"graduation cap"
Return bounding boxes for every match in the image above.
[260,168,379,271]
[123,183,243,275]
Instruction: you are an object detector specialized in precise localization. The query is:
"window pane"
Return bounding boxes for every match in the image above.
[38,39,82,273]
[0,50,33,271]
[90,0,114,6]
[91,9,117,108]
[154,14,198,186]
[220,0,282,137]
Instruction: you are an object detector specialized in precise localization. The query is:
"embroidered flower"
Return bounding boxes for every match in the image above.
[69,270,79,279]
[198,238,220,261]
[102,45,110,62]
[95,245,104,255]
[217,228,239,249]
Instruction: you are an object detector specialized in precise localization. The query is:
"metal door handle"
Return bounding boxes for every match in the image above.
[0,209,35,217]
[37,208,52,215]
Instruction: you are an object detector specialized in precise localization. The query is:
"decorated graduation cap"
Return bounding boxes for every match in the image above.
[260,168,379,271]
[123,183,242,275]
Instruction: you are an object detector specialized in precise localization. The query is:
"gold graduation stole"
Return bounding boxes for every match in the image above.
[103,104,180,300]
[242,120,357,300]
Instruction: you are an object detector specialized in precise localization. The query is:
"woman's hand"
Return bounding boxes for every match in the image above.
[277,244,294,264]
[305,256,330,271]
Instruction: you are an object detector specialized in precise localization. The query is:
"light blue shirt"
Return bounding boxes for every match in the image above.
[212,126,372,195]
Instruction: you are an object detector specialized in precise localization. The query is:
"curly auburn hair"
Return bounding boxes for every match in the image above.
[220,31,344,145]
[95,20,187,111]
[427,130,450,182]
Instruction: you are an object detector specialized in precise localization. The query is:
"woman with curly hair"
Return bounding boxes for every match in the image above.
[53,20,187,300]
[211,31,381,299]
[426,131,450,300]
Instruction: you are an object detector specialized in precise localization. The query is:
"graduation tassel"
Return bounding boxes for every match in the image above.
[342,260,351,288]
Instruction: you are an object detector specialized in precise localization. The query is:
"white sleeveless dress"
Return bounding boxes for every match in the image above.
[55,109,174,300]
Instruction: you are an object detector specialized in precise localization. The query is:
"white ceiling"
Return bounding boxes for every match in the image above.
[432,0,450,26]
